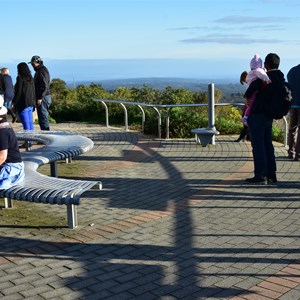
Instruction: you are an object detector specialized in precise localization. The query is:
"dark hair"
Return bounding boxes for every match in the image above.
[17,62,33,82]
[240,70,248,85]
[264,53,280,69]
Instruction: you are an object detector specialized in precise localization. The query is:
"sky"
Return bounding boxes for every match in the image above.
[1,0,300,82]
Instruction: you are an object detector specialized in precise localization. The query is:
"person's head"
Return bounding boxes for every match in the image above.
[264,53,280,70]
[0,95,8,118]
[250,54,263,70]
[240,70,248,85]
[28,55,43,69]
[1,67,9,75]
[17,62,32,79]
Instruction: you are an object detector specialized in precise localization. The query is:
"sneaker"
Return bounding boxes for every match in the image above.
[234,138,245,142]
[267,177,278,185]
[244,176,267,185]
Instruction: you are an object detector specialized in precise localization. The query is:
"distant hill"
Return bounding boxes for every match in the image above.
[67,77,247,101]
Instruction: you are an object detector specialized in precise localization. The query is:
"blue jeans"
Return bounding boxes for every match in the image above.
[37,95,51,130]
[18,106,34,130]
[248,113,276,179]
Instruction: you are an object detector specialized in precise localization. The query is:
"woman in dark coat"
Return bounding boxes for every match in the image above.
[12,63,36,130]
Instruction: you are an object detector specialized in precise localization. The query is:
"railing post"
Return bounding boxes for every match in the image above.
[283,116,288,147]
[101,101,109,127]
[208,83,216,145]
[137,105,145,133]
[166,107,171,139]
[120,103,128,131]
[152,107,161,139]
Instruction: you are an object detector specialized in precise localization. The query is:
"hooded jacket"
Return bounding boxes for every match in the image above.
[33,62,51,100]
[244,69,286,116]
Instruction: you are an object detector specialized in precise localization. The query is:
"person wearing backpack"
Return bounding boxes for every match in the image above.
[244,53,285,185]
[287,64,300,161]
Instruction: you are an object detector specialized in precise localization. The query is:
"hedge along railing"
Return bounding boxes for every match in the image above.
[94,83,288,146]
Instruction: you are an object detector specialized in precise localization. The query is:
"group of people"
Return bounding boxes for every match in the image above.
[0,52,299,189]
[237,52,300,185]
[0,55,52,131]
[0,55,52,189]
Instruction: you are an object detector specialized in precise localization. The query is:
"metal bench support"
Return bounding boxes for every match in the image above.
[4,197,12,208]
[67,204,78,229]
[50,161,58,177]
[192,128,220,147]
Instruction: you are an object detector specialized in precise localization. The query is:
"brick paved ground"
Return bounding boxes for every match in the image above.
[1,123,300,299]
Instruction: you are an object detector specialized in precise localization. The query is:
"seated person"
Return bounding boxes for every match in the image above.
[0,95,24,189]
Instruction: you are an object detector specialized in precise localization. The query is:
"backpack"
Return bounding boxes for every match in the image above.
[266,81,292,120]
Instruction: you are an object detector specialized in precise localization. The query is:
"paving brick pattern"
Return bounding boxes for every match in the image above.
[1,123,300,299]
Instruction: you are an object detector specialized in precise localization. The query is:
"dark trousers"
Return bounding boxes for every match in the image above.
[37,95,51,130]
[248,113,276,179]
[288,108,300,158]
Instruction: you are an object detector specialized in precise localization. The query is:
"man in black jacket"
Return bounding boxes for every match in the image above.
[244,53,284,185]
[28,55,51,130]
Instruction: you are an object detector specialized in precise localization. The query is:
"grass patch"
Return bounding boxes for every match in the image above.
[0,200,66,227]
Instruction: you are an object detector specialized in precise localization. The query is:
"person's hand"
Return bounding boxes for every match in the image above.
[37,99,42,106]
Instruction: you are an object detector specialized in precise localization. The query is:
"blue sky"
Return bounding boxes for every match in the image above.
[1,0,300,82]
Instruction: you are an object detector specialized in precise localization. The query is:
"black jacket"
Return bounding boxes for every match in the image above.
[33,63,51,100]
[0,74,5,94]
[244,69,285,115]
[13,76,36,112]
[3,74,14,99]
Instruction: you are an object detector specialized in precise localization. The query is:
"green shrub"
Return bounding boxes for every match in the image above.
[49,80,286,143]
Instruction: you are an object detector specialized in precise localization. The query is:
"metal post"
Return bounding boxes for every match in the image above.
[137,105,145,133]
[50,161,58,177]
[208,83,216,145]
[101,101,109,127]
[152,107,161,139]
[283,116,288,147]
[67,204,78,229]
[120,103,128,131]
[166,107,171,139]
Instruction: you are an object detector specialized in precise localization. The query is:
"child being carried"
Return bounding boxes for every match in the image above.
[240,54,271,126]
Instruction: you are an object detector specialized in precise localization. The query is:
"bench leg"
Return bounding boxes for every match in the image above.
[50,161,58,177]
[66,158,72,164]
[67,204,78,229]
[4,197,13,208]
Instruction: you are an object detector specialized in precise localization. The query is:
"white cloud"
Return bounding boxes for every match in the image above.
[215,15,289,24]
[180,34,283,45]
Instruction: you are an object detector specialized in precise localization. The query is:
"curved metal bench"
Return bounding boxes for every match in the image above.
[0,131,102,229]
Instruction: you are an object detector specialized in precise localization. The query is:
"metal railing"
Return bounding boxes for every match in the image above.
[94,83,288,147]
